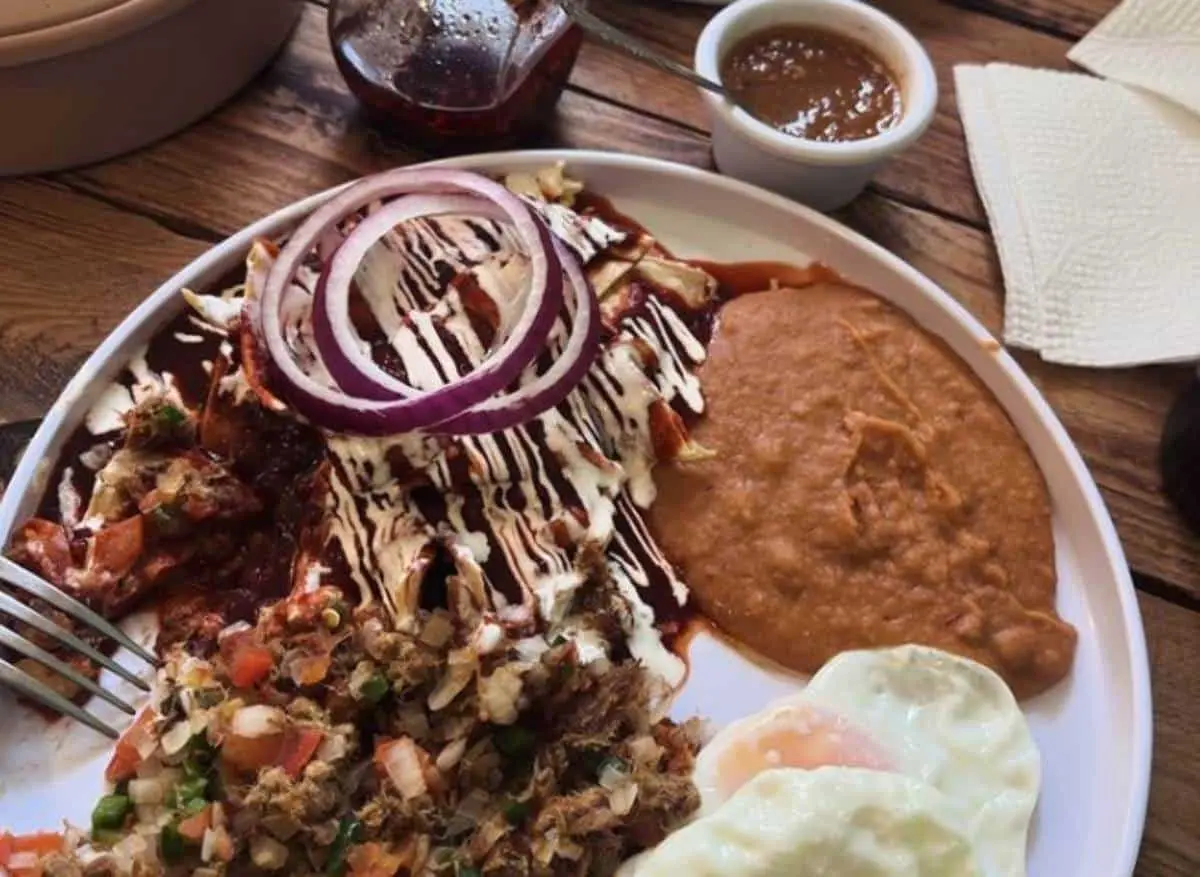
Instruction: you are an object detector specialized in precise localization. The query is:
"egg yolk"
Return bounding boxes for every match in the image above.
[714,703,894,801]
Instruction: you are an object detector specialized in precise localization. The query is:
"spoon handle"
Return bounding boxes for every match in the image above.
[559,0,728,98]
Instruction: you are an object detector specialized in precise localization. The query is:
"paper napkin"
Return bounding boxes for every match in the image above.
[1069,0,1200,117]
[955,63,1200,367]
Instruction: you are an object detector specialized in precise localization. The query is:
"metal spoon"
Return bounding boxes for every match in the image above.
[558,0,729,99]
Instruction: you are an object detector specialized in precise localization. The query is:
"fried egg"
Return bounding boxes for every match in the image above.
[626,767,981,877]
[690,645,1040,877]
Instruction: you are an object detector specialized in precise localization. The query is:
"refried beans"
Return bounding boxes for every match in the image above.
[647,282,1077,699]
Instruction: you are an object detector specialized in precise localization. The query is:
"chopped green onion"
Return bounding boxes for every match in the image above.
[358,672,389,705]
[193,688,224,709]
[149,504,188,537]
[550,634,567,647]
[494,725,537,759]
[174,776,209,809]
[91,794,132,832]
[183,735,217,779]
[325,815,363,876]
[597,755,630,778]
[457,867,482,877]
[159,404,186,427]
[502,800,530,825]
[160,824,186,863]
[91,828,124,847]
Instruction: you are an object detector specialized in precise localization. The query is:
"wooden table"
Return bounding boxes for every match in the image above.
[0,0,1196,871]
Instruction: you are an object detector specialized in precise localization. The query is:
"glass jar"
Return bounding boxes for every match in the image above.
[328,0,583,152]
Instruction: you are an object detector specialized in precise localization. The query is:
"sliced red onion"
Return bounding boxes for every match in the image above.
[435,241,600,435]
[246,167,602,436]
[315,192,562,427]
[252,171,561,434]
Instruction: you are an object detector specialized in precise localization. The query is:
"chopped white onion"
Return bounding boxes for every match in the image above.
[230,705,286,738]
[378,738,430,801]
[160,720,194,757]
[435,737,468,772]
[250,835,290,870]
[127,777,167,805]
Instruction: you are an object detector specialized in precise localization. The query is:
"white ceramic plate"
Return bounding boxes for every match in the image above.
[0,151,1151,876]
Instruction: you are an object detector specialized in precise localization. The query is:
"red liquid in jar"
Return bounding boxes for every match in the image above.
[330,0,583,152]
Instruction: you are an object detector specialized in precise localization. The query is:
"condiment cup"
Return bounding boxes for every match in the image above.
[694,0,937,211]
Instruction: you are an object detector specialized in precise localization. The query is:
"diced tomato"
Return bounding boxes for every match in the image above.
[226,636,274,689]
[286,651,332,687]
[4,833,63,875]
[10,519,72,586]
[105,708,156,783]
[177,806,212,842]
[276,727,323,779]
[88,515,145,581]
[221,731,283,774]
[346,842,409,877]
[210,826,235,863]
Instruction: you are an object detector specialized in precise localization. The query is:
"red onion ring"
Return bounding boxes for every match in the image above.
[435,241,601,435]
[315,193,561,428]
[244,168,608,437]
[251,170,567,435]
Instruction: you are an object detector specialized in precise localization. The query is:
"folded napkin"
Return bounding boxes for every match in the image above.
[1069,0,1200,117]
[955,63,1200,366]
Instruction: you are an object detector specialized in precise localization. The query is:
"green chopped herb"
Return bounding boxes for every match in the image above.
[597,755,630,778]
[158,404,186,428]
[550,634,568,647]
[183,734,217,779]
[174,776,209,809]
[457,867,482,877]
[502,800,530,825]
[194,688,224,709]
[91,794,132,832]
[325,815,364,876]
[494,725,537,760]
[150,504,187,536]
[358,672,389,705]
[90,828,124,848]
[160,823,186,864]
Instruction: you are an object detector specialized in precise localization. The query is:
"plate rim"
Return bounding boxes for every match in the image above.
[0,148,1151,874]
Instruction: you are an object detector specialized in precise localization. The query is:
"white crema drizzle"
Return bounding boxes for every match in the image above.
[299,211,709,687]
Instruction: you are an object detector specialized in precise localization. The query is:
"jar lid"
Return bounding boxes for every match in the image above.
[0,0,192,66]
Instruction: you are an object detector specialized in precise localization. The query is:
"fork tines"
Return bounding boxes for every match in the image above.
[0,555,157,739]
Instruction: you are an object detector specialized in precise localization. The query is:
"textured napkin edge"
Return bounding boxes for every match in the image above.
[1068,0,1200,117]
[1069,35,1200,118]
[953,65,1044,350]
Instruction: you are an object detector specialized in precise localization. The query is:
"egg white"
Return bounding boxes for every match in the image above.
[688,645,1040,877]
[627,767,982,877]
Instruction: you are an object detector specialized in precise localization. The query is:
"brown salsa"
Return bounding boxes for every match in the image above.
[720,25,902,143]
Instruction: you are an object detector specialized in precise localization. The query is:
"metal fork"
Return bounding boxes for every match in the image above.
[0,555,157,739]
[558,0,730,99]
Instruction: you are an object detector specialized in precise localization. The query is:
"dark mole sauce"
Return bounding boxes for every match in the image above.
[15,199,847,675]
[721,25,902,143]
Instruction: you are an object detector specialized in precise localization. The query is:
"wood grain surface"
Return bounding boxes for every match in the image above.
[0,0,1196,870]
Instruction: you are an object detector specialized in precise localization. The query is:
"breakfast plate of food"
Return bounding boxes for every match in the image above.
[0,150,1150,877]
